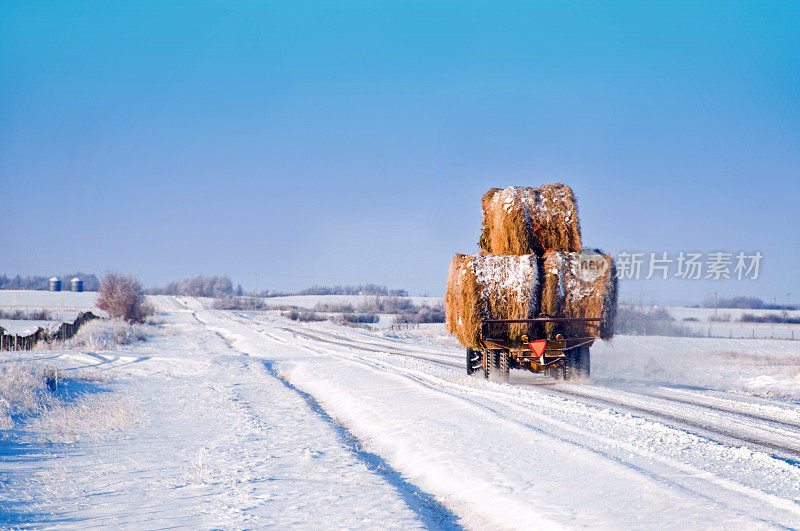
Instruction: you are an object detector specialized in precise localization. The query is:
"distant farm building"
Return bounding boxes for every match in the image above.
[49,277,61,291]
[70,277,83,292]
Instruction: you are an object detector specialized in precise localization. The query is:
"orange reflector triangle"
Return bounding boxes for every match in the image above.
[529,340,546,357]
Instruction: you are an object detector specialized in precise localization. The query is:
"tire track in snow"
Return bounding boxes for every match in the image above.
[345,348,800,519]
[609,386,800,428]
[221,311,800,527]
[274,329,800,525]
[531,385,800,463]
[307,323,800,434]
[195,313,464,530]
[261,359,463,531]
[278,321,800,460]
[279,327,464,369]
[272,319,800,475]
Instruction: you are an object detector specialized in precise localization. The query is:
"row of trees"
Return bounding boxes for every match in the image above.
[0,273,101,291]
[2,272,408,301]
[295,284,408,297]
[148,275,237,298]
[701,295,798,311]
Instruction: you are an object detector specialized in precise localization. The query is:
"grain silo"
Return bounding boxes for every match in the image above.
[49,277,61,291]
[70,277,83,292]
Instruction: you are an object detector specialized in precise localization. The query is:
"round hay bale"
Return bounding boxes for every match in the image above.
[479,184,582,255]
[540,250,618,339]
[445,253,540,348]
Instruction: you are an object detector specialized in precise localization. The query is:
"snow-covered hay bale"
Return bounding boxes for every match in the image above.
[541,250,617,339]
[479,184,582,255]
[445,254,540,349]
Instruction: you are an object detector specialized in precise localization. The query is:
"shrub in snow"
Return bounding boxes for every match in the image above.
[708,313,732,322]
[359,296,415,313]
[336,312,379,324]
[97,273,154,323]
[283,309,326,322]
[212,296,249,310]
[739,312,800,324]
[65,318,153,351]
[393,304,446,324]
[313,302,356,313]
[417,304,446,323]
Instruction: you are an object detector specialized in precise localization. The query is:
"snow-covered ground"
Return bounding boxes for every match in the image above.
[667,306,800,322]
[0,290,99,310]
[2,296,800,528]
[259,294,443,309]
[656,305,800,340]
[0,291,109,337]
[0,319,62,335]
[675,319,800,340]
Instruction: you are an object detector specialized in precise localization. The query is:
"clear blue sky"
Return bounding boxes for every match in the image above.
[1,1,798,304]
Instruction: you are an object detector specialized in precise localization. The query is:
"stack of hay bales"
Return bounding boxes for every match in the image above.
[446,183,617,348]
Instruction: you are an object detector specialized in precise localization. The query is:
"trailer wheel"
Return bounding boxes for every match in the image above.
[483,350,508,382]
[497,350,510,382]
[547,364,566,381]
[565,346,590,381]
[466,348,481,375]
[483,350,496,379]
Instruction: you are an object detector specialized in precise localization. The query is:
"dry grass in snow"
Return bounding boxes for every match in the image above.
[0,361,142,442]
[64,318,156,351]
[29,394,141,444]
[0,362,54,429]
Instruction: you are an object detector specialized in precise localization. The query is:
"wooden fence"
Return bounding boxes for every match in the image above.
[0,311,101,351]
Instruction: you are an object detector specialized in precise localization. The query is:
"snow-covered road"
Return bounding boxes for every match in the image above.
[200,308,800,529]
[4,300,800,529]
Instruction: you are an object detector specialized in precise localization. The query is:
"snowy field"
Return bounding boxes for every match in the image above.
[675,320,800,340]
[0,291,108,337]
[667,306,800,322]
[2,296,800,528]
[657,305,800,340]
[0,290,99,310]
[259,294,443,309]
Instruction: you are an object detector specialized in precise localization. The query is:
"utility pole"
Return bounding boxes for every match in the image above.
[714,292,717,321]
[254,273,258,311]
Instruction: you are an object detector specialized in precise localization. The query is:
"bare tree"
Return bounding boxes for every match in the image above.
[96,273,154,323]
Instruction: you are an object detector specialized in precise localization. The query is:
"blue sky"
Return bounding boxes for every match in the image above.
[1,1,798,304]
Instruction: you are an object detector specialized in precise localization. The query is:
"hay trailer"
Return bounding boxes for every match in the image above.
[466,317,603,382]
